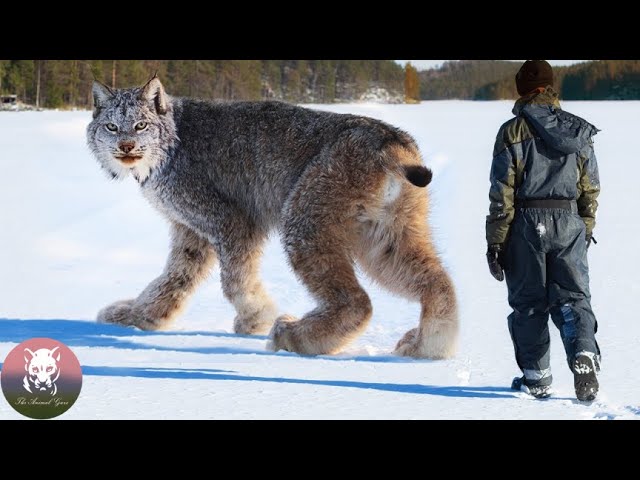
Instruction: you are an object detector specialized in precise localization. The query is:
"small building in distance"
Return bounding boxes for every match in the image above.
[1,94,18,111]
[0,94,37,111]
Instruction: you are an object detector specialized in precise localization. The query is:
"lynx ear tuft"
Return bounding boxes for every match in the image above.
[92,81,114,118]
[141,75,167,115]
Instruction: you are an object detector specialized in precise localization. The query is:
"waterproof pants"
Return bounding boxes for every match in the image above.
[504,206,600,387]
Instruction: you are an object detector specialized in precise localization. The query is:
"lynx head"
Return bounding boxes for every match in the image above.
[86,75,178,183]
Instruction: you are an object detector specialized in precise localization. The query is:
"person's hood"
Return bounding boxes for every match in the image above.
[512,86,599,154]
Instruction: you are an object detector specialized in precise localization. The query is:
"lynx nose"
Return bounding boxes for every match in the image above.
[119,141,135,154]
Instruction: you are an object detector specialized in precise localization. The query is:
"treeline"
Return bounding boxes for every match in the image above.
[420,60,640,100]
[0,60,405,108]
[420,60,519,100]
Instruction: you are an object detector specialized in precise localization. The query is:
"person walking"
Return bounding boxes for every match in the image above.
[486,60,601,401]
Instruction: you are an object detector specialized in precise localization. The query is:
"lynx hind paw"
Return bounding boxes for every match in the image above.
[266,314,298,351]
[394,323,457,360]
[394,328,420,357]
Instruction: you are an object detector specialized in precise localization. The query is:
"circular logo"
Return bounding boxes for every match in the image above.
[1,338,82,419]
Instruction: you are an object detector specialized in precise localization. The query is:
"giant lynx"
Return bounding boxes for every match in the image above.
[86,76,458,358]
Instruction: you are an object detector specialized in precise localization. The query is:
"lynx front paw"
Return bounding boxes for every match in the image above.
[234,305,279,336]
[97,299,136,325]
[96,299,159,330]
[266,314,299,352]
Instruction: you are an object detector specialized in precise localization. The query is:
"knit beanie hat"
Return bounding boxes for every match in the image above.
[515,60,554,96]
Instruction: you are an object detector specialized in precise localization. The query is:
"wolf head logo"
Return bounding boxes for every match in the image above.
[23,347,61,396]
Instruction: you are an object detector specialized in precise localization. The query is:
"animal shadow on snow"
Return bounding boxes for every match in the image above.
[1,318,514,399]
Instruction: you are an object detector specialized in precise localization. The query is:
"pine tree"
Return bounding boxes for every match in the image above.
[404,62,420,103]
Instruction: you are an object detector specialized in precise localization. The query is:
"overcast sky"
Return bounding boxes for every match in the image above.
[396,60,588,70]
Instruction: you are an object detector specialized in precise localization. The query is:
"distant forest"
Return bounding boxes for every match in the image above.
[420,60,640,100]
[2,60,639,109]
[0,60,406,108]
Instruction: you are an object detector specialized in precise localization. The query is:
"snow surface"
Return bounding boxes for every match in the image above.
[1,102,639,420]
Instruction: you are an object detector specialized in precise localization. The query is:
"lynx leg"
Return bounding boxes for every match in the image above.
[268,159,375,355]
[97,222,216,330]
[393,263,458,360]
[356,187,459,359]
[215,228,279,336]
[268,241,372,355]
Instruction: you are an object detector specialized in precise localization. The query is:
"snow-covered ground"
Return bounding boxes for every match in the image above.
[1,101,638,419]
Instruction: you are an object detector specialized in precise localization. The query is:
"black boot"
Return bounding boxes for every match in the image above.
[573,352,599,402]
[511,376,552,399]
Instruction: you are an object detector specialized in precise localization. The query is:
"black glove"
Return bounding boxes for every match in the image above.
[486,244,504,282]
[586,234,597,250]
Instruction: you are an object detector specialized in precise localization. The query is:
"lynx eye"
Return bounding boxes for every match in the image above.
[46,366,54,372]
[105,123,118,132]
[134,121,148,131]
[32,367,39,373]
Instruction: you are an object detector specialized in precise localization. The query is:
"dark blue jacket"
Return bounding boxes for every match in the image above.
[486,87,600,245]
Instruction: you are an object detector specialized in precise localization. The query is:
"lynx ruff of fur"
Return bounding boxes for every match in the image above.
[86,76,459,359]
